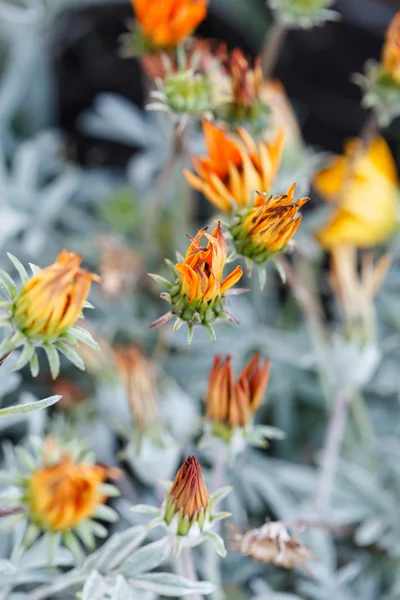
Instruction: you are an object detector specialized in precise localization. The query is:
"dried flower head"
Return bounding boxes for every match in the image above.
[382,11,400,85]
[149,222,243,345]
[329,245,392,345]
[315,137,398,248]
[231,183,308,268]
[184,120,284,213]
[113,345,160,434]
[261,80,302,147]
[230,521,315,572]
[132,455,231,556]
[98,236,142,301]
[131,0,207,51]
[14,250,99,341]
[0,436,120,563]
[206,354,270,439]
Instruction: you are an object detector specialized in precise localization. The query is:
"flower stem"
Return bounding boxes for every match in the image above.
[178,546,203,600]
[0,351,11,367]
[144,117,188,250]
[261,18,288,80]
[315,386,352,518]
[0,506,23,518]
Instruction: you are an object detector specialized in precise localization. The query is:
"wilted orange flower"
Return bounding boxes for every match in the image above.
[98,236,141,301]
[164,456,210,533]
[184,120,284,213]
[14,250,99,340]
[232,184,308,263]
[382,11,400,84]
[28,456,110,531]
[113,345,159,433]
[132,0,207,49]
[207,354,270,436]
[175,222,243,303]
[223,48,262,108]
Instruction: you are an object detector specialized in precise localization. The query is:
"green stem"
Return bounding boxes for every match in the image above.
[350,390,375,442]
[261,18,288,80]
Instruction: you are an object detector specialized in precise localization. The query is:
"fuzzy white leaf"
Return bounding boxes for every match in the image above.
[131,573,215,596]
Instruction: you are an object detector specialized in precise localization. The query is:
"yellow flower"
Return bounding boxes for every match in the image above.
[14,250,99,340]
[206,353,270,437]
[231,184,308,264]
[184,120,284,213]
[382,11,400,84]
[131,0,207,50]
[28,456,110,532]
[315,137,398,248]
[113,345,160,434]
[175,221,242,303]
[164,456,211,534]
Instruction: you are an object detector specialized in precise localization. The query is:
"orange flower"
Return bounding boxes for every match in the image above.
[223,48,262,108]
[184,120,284,212]
[207,354,270,434]
[382,11,400,84]
[175,221,242,303]
[28,456,109,532]
[132,0,207,49]
[231,184,308,263]
[14,250,99,340]
[113,345,159,433]
[164,456,211,533]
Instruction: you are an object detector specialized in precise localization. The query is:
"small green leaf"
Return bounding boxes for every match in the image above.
[0,395,61,418]
[43,344,60,379]
[0,270,17,299]
[7,254,29,285]
[54,341,85,371]
[30,351,39,377]
[12,342,35,371]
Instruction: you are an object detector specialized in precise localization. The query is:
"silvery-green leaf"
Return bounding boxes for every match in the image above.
[93,504,118,523]
[64,530,84,566]
[68,325,99,349]
[211,511,231,523]
[81,570,107,600]
[75,521,96,550]
[30,351,39,377]
[83,527,147,574]
[131,573,215,596]
[106,527,149,571]
[54,341,85,371]
[355,516,388,547]
[111,575,132,600]
[120,537,171,577]
[7,253,29,284]
[47,532,61,565]
[23,523,40,549]
[0,395,61,418]
[15,446,36,471]
[12,342,35,371]
[173,535,184,557]
[0,269,17,299]
[43,344,60,379]
[29,264,41,275]
[0,560,17,575]
[253,425,286,440]
[203,531,226,557]
[99,483,120,497]
[211,486,232,505]
[131,504,160,515]
[83,300,94,309]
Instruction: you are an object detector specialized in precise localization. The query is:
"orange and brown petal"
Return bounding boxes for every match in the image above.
[382,11,400,84]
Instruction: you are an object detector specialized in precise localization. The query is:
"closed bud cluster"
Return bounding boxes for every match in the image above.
[206,353,270,441]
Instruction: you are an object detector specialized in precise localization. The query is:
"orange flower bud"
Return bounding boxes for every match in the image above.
[164,456,211,534]
[14,250,99,341]
[206,353,270,437]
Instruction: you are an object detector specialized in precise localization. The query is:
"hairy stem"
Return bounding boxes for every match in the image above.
[178,546,203,600]
[144,117,188,249]
[315,387,352,518]
[261,18,288,80]
[0,352,11,367]
[0,506,23,518]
